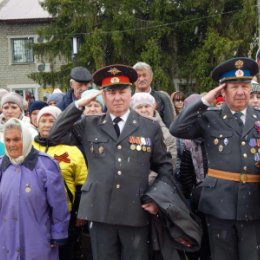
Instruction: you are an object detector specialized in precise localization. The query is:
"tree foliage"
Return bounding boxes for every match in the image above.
[29,0,258,94]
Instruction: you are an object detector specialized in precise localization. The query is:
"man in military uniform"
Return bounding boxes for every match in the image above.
[49,64,175,260]
[170,57,260,260]
[58,66,92,110]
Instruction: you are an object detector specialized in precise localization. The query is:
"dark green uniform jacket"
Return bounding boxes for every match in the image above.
[49,103,173,227]
[170,99,260,221]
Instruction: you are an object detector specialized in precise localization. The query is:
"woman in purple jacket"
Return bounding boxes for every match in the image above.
[0,118,69,260]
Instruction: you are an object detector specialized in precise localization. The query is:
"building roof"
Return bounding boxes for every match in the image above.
[0,0,51,21]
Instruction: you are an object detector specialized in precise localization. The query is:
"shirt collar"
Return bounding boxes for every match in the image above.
[230,107,247,116]
[110,109,130,122]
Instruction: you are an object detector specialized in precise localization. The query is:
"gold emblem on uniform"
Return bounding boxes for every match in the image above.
[110,77,120,83]
[108,67,121,75]
[130,144,136,150]
[235,69,244,78]
[251,147,256,154]
[147,147,152,153]
[99,146,104,154]
[213,138,219,145]
[235,60,244,69]
[218,145,224,152]
[136,145,141,151]
[25,184,31,193]
[142,146,147,152]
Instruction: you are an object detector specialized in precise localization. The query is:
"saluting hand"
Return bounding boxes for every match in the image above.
[203,83,226,106]
[76,90,103,108]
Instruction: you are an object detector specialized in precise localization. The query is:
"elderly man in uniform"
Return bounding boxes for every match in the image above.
[58,66,92,110]
[49,64,176,260]
[170,57,260,260]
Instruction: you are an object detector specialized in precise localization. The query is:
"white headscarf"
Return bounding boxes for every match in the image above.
[3,118,32,165]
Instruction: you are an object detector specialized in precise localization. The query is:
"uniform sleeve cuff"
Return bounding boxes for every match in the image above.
[201,97,210,106]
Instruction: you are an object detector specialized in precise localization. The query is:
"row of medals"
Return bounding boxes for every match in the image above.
[249,138,260,167]
[129,136,152,152]
[214,137,260,167]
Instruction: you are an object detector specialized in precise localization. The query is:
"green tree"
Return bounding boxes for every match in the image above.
[29,0,258,94]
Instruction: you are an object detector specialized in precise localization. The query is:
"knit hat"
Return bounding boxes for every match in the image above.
[47,93,64,105]
[37,106,62,124]
[1,92,23,111]
[81,89,104,109]
[28,101,48,115]
[130,92,156,109]
[0,89,9,101]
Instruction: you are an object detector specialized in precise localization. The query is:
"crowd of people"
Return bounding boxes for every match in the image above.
[0,57,259,260]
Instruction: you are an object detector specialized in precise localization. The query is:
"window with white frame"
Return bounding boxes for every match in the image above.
[11,37,34,64]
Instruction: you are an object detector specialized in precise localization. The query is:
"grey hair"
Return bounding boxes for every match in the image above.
[133,62,153,77]
[3,118,22,134]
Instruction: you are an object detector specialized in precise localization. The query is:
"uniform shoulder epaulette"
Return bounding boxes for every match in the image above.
[206,106,221,111]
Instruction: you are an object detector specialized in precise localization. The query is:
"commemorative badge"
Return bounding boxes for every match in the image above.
[25,184,31,193]
[255,121,260,133]
[213,138,219,145]
[218,145,224,152]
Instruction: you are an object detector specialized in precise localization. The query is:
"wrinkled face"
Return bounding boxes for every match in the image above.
[249,93,260,108]
[38,114,55,138]
[222,82,250,112]
[71,80,90,99]
[2,102,21,120]
[83,101,102,115]
[135,69,153,92]
[30,109,40,127]
[134,104,154,117]
[4,128,23,159]
[103,87,131,116]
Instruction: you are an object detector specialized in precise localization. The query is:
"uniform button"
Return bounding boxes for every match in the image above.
[241,141,246,146]
[243,166,247,171]
[117,145,122,150]
[116,184,120,189]
[243,153,247,158]
[117,171,122,175]
[118,158,122,162]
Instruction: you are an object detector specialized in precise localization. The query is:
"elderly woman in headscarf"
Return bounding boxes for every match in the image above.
[0,118,69,260]
[0,92,37,155]
[33,106,88,260]
[131,92,177,183]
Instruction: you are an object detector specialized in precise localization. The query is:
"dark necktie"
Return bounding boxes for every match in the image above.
[233,112,244,129]
[113,117,122,137]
